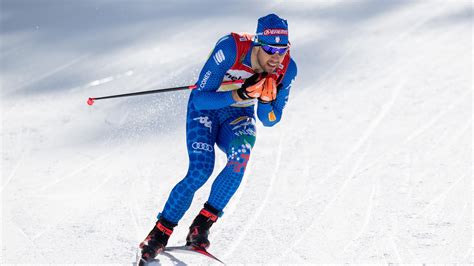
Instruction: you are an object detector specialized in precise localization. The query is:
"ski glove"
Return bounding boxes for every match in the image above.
[258,77,279,103]
[236,72,268,100]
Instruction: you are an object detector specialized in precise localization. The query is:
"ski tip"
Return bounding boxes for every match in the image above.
[136,257,160,266]
[166,245,225,264]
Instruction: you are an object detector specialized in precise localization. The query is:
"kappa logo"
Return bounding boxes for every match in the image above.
[213,49,225,65]
[193,116,212,132]
[192,142,214,152]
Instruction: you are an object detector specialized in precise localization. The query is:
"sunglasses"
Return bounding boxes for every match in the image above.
[260,43,289,55]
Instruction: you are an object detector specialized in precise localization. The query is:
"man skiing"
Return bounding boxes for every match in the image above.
[139,13,297,262]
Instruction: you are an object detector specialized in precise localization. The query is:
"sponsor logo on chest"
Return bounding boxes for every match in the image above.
[221,69,253,86]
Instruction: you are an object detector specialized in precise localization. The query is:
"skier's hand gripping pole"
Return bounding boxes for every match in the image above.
[235,72,268,100]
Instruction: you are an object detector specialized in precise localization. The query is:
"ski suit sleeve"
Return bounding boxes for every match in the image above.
[257,58,297,127]
[192,35,237,110]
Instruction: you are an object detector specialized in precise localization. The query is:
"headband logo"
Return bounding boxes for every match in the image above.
[263,28,288,36]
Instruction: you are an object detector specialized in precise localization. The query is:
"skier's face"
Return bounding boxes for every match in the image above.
[256,45,288,73]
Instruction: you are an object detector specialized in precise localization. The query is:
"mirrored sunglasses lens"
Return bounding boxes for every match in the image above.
[262,45,276,55]
[277,47,288,54]
[262,45,287,55]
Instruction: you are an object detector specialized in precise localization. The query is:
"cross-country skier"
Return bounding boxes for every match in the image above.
[139,13,297,262]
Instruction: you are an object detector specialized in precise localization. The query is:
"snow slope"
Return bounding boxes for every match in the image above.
[1,0,472,264]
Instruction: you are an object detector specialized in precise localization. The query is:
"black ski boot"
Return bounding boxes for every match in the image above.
[186,203,220,249]
[139,217,176,263]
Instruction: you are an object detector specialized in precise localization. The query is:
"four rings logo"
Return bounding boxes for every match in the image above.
[192,142,214,152]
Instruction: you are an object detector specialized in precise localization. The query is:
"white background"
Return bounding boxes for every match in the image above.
[1,0,472,264]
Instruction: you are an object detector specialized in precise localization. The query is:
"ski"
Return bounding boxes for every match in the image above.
[136,251,160,266]
[165,245,225,264]
[136,245,224,265]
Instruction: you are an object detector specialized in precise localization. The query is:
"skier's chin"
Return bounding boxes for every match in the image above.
[264,65,277,73]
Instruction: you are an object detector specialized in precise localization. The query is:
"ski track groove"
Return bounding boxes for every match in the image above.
[342,182,377,253]
[346,49,470,200]
[1,149,28,191]
[128,161,151,261]
[314,2,454,191]
[320,137,371,218]
[404,90,470,144]
[355,51,470,180]
[261,226,307,264]
[30,189,101,241]
[31,217,69,242]
[442,201,470,262]
[402,152,414,198]
[295,77,403,209]
[31,172,134,246]
[447,119,471,147]
[395,153,418,262]
[284,5,447,259]
[354,225,378,262]
[90,167,115,193]
[320,77,403,186]
[5,54,90,96]
[462,247,473,263]
[2,101,19,119]
[420,173,468,216]
[128,178,142,243]
[14,223,49,263]
[402,236,418,262]
[222,129,284,261]
[282,131,372,261]
[387,231,403,262]
[295,66,405,207]
[39,146,121,191]
[32,145,131,241]
[317,222,341,260]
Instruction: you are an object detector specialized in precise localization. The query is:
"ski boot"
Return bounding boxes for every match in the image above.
[139,217,176,263]
[186,203,220,249]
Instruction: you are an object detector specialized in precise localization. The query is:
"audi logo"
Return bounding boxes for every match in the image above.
[192,142,214,152]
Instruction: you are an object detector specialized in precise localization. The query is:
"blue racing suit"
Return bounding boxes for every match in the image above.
[160,33,297,224]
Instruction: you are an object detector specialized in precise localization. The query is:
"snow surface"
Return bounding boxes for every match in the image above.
[1,0,472,264]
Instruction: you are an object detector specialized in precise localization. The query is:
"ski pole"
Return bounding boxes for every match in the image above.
[87,79,244,106]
